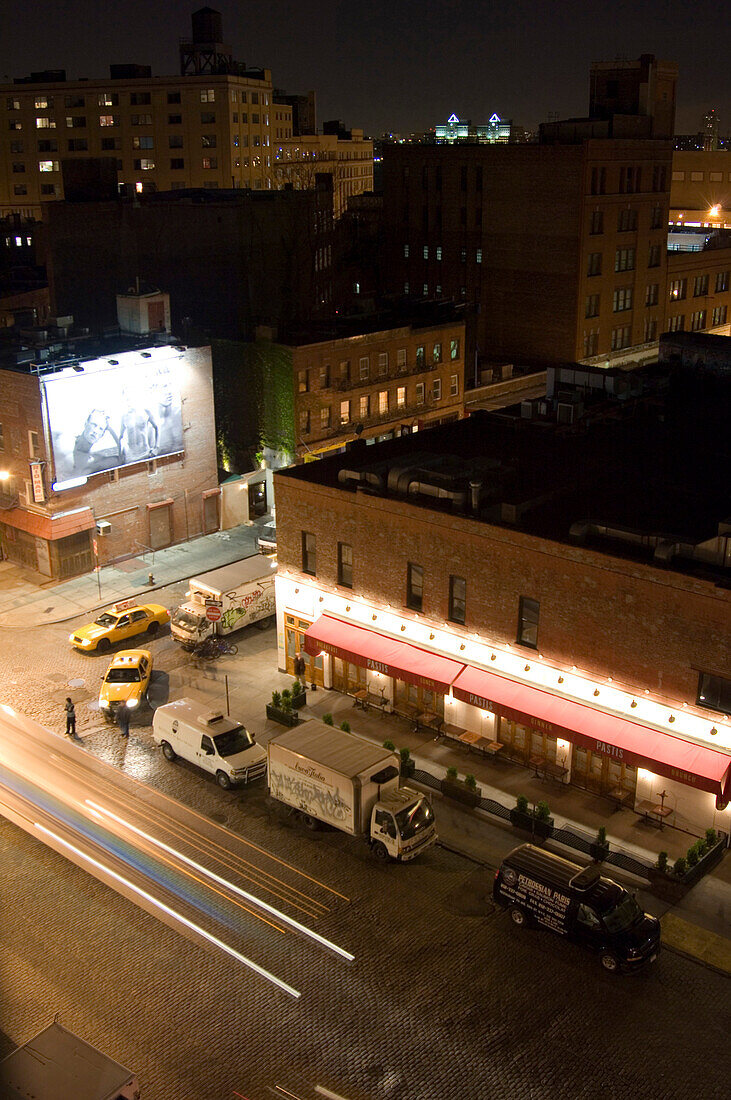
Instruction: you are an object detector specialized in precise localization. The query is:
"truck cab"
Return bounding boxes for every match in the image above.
[371,786,437,862]
[171,602,207,645]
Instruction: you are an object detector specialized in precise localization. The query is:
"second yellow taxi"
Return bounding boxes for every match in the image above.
[99,650,153,720]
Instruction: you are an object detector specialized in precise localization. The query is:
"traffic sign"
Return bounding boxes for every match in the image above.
[206,605,222,622]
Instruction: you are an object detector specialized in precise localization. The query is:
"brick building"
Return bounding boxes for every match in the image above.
[0,343,218,577]
[273,365,730,835]
[42,179,334,339]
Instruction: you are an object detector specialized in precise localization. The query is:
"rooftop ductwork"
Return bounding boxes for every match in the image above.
[570,520,731,571]
[337,468,384,491]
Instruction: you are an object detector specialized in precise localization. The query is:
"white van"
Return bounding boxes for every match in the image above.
[152,698,267,789]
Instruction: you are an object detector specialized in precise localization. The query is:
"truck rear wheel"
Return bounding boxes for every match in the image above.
[372,841,390,862]
[600,952,619,973]
[300,812,319,830]
[509,906,527,927]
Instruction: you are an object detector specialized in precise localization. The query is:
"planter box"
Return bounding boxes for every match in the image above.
[510,808,554,840]
[680,837,727,886]
[648,837,726,897]
[291,691,307,710]
[266,704,300,727]
[442,779,481,808]
[400,760,416,780]
[589,842,610,862]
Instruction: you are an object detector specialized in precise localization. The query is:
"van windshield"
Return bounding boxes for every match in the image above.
[172,609,203,630]
[395,797,434,840]
[213,726,255,757]
[602,891,643,934]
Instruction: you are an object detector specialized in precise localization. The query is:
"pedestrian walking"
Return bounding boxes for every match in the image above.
[294,652,306,679]
[117,701,130,739]
[64,697,76,738]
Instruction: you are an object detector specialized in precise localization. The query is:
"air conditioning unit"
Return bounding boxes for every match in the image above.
[96,520,112,536]
[556,402,575,425]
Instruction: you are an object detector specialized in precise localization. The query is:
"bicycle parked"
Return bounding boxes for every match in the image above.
[191,634,239,660]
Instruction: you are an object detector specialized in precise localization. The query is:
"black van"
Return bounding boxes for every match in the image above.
[493,844,661,972]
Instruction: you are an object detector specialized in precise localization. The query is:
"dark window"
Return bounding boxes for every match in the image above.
[302,531,316,575]
[167,91,181,104]
[130,92,151,106]
[406,563,423,612]
[697,672,731,715]
[460,165,467,191]
[338,542,353,588]
[449,576,466,624]
[589,210,603,234]
[517,597,539,648]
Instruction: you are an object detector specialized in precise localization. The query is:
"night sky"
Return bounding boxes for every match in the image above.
[1,0,728,137]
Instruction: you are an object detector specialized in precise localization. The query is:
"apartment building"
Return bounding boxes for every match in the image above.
[273,377,730,837]
[383,138,672,364]
[273,125,374,219]
[216,312,466,469]
[665,248,731,336]
[0,67,287,217]
[670,150,731,228]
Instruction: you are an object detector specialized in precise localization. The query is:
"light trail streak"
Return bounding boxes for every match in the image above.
[34,822,301,999]
[87,800,355,962]
[84,806,286,935]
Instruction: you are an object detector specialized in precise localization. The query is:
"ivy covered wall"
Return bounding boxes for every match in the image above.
[212,338,295,472]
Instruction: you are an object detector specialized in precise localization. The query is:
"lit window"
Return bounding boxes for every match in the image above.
[450,338,460,360]
[38,160,59,172]
[340,399,350,424]
[423,245,429,260]
[378,390,388,414]
[397,386,406,408]
[35,117,56,129]
[397,348,407,370]
[359,394,370,419]
[403,244,409,258]
[517,597,539,647]
[432,343,442,364]
[449,576,466,624]
[407,563,423,612]
[436,245,442,260]
[476,248,482,263]
[200,89,216,103]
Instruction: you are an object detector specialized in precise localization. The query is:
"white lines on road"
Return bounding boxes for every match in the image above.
[35,821,301,999]
[86,799,355,962]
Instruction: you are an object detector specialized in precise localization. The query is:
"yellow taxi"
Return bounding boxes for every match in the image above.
[99,649,153,719]
[69,600,170,653]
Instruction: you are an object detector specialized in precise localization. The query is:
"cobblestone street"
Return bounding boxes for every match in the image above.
[0,593,729,1099]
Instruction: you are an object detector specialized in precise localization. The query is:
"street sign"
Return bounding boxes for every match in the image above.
[206,605,222,623]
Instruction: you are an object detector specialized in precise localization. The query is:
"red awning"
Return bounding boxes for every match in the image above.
[0,505,94,541]
[304,615,465,695]
[452,665,731,797]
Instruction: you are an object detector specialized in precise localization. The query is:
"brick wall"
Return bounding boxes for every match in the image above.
[274,474,729,705]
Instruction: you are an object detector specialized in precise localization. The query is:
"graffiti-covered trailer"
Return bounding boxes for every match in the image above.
[171,557,277,647]
[267,719,437,862]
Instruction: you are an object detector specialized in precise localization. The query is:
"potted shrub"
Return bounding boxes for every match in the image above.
[290,680,307,710]
[656,850,668,874]
[510,795,554,839]
[441,766,481,808]
[399,746,415,779]
[383,739,396,752]
[322,713,334,726]
[590,825,610,862]
[533,801,554,840]
[673,856,687,877]
[340,720,351,733]
[266,688,300,727]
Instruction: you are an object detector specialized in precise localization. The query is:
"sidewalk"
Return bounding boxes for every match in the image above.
[0,522,266,628]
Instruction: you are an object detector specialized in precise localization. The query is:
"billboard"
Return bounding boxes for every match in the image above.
[44,354,184,484]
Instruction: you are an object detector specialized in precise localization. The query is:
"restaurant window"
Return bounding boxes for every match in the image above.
[338,543,353,588]
[406,563,423,612]
[697,672,731,715]
[302,532,316,576]
[449,575,466,624]
[517,596,539,648]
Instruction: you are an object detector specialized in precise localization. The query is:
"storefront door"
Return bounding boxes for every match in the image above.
[285,614,324,686]
[394,679,444,718]
[571,747,637,798]
[332,658,367,694]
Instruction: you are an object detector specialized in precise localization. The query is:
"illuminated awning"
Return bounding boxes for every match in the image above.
[304,615,465,694]
[452,665,731,797]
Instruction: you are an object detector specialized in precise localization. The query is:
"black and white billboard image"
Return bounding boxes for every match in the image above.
[44,351,184,484]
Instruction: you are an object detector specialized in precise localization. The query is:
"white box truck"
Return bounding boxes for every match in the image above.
[267,719,438,862]
[171,556,277,648]
[0,1021,140,1100]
